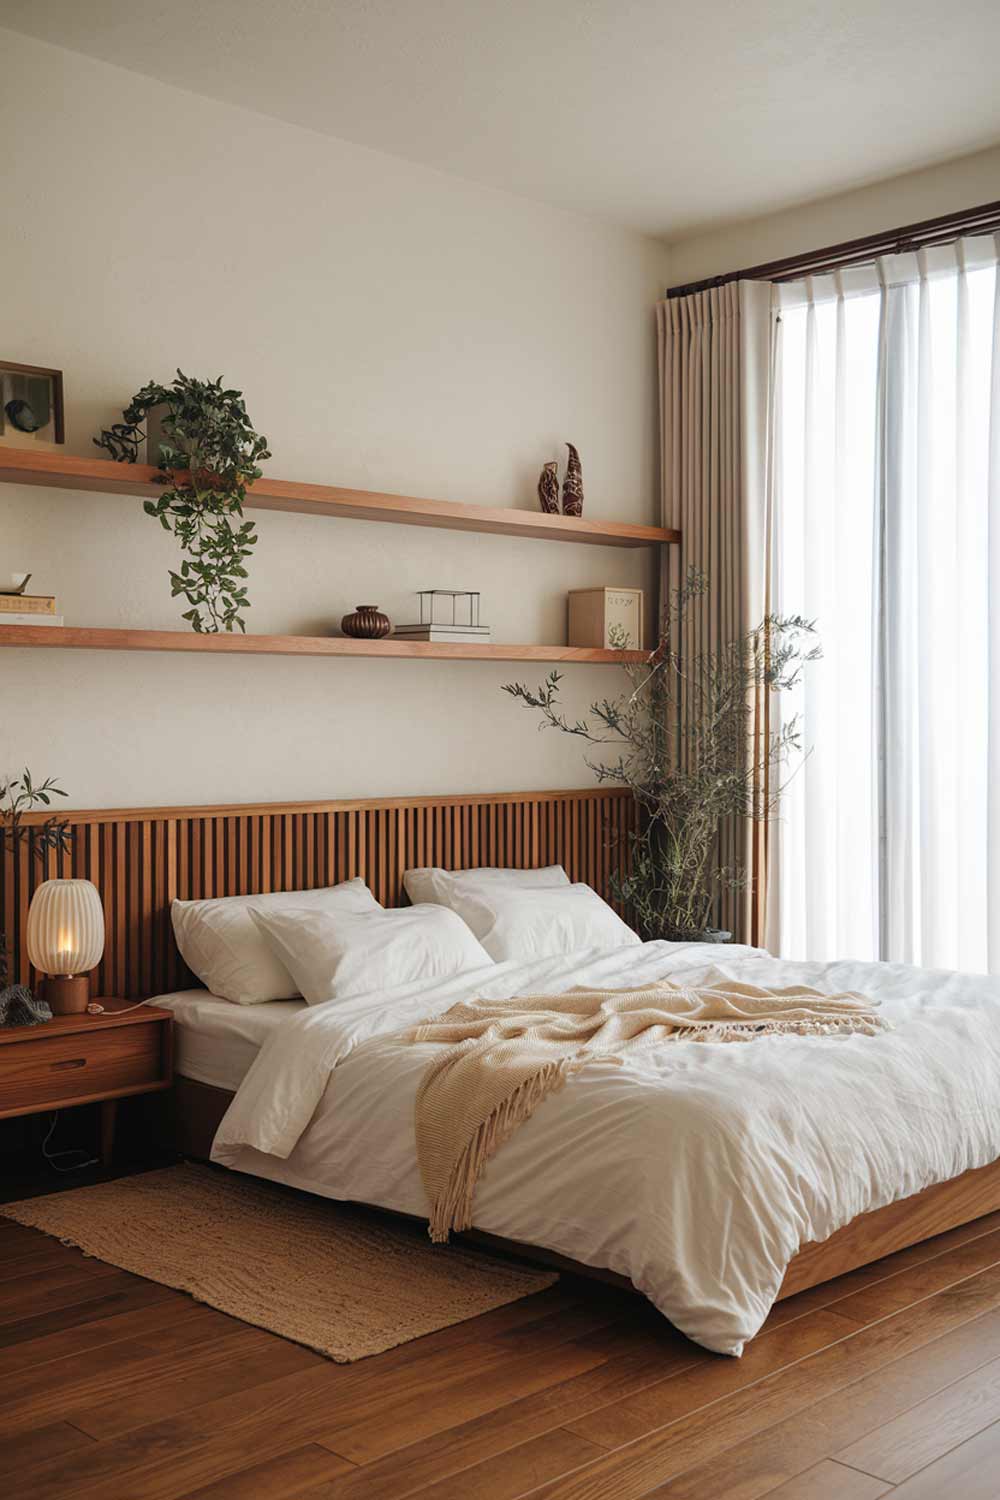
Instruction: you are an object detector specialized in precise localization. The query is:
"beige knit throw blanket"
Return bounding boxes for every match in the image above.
[405,976,888,1242]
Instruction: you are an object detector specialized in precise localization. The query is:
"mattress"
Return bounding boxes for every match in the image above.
[152,989,304,1092]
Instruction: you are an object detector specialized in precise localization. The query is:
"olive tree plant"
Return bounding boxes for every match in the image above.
[503,569,819,940]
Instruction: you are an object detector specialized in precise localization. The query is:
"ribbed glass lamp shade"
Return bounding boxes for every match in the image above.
[26,879,105,976]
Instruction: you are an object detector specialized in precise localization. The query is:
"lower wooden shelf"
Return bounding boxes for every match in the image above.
[0,623,647,664]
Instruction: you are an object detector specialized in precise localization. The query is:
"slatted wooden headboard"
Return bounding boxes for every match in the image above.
[2,788,636,1000]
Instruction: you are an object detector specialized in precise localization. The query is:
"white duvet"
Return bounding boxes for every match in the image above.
[212,941,1000,1355]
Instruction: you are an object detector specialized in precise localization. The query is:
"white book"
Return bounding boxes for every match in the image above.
[394,624,492,636]
[395,626,493,643]
[0,613,64,626]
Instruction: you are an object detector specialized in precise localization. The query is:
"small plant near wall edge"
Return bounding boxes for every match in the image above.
[0,771,71,992]
[95,371,270,633]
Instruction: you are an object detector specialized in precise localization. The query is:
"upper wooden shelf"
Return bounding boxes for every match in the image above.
[0,623,647,664]
[0,449,679,549]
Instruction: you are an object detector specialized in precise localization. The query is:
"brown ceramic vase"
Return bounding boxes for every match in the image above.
[341,604,392,639]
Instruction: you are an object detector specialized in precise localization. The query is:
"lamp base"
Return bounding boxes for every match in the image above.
[45,976,90,1015]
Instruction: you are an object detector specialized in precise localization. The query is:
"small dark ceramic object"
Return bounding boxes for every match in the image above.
[561,442,584,516]
[537,460,559,514]
[341,604,392,639]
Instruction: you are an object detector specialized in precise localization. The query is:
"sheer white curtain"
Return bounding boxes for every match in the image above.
[773,237,1000,971]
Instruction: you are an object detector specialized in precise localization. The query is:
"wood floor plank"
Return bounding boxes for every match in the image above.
[316,1341,606,1464]
[9,1331,543,1500]
[0,1241,90,1282]
[4,1327,288,1439]
[489,1298,635,1354]
[0,1422,95,1480]
[0,1266,157,1328]
[889,1419,1000,1498]
[0,1297,240,1379]
[834,1350,1000,1482]
[406,1426,605,1500]
[828,1223,1000,1324]
[0,1255,122,1298]
[297,1351,672,1500]
[0,1279,175,1349]
[566,1308,859,1449]
[761,1460,892,1498]
[180,1444,355,1499]
[520,1262,1000,1500]
[652,1302,1000,1498]
[72,1330,323,1438]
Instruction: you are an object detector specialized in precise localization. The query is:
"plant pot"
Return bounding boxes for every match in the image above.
[341,605,392,640]
[667,927,733,944]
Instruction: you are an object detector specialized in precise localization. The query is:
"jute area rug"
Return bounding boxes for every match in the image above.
[1,1163,556,1361]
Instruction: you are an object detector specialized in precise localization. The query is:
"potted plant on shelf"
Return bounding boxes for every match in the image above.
[95,371,270,633]
[502,568,819,942]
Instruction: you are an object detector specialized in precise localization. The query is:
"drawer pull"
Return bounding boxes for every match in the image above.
[51,1058,86,1071]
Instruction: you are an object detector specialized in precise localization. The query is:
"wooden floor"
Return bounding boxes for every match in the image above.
[4,1204,1000,1499]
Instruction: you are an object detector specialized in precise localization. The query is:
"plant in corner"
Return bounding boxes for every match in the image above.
[502,568,820,942]
[95,371,271,633]
[0,771,72,1020]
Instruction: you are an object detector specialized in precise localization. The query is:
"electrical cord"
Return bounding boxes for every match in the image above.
[41,1112,99,1173]
[86,998,154,1016]
[35,999,157,1170]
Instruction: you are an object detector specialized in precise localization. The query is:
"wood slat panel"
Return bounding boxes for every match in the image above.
[2,788,636,999]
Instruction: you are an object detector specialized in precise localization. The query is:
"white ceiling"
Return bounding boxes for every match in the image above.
[3,0,999,239]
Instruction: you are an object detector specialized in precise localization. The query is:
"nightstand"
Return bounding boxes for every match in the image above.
[0,999,173,1165]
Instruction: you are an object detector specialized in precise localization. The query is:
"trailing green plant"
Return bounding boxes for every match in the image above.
[95,371,270,633]
[0,771,71,988]
[503,569,820,941]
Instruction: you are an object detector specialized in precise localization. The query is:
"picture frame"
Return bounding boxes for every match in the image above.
[0,361,65,449]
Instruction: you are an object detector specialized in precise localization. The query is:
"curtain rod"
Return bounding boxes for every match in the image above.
[666,197,1000,300]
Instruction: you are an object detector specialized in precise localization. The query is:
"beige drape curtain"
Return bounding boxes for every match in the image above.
[656,281,774,945]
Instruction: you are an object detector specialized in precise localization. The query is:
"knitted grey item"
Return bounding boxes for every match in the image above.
[0,985,52,1027]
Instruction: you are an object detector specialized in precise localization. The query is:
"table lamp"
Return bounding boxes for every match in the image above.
[26,879,105,1014]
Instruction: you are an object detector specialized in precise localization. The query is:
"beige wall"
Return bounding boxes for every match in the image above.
[667,144,1000,286]
[0,29,670,810]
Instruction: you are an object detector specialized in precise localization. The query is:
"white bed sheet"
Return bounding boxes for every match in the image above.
[153,990,304,1091]
[211,943,1000,1356]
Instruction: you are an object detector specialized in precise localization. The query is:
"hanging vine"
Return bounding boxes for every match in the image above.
[96,371,270,633]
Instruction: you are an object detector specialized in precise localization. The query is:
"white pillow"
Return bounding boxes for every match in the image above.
[247,902,495,1006]
[448,883,640,962]
[171,879,381,1005]
[403,864,570,907]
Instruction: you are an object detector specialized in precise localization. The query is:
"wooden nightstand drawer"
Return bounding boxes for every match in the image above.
[1,1024,162,1113]
[0,1001,173,1121]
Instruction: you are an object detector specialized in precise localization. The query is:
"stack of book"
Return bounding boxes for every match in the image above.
[393,622,493,644]
[0,592,63,626]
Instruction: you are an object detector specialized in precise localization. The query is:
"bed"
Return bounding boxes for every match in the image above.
[7,788,1000,1358]
[154,940,1000,1356]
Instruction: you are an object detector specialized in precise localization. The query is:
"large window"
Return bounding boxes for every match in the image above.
[773,242,1000,972]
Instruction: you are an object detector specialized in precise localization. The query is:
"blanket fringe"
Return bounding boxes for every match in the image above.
[671,1015,890,1042]
[427,1058,582,1243]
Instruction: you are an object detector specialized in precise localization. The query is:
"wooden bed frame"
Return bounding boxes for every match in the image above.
[6,787,1000,1305]
[169,1074,1000,1301]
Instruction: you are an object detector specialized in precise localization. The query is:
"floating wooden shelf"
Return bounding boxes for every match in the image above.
[0,624,648,664]
[0,449,679,549]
